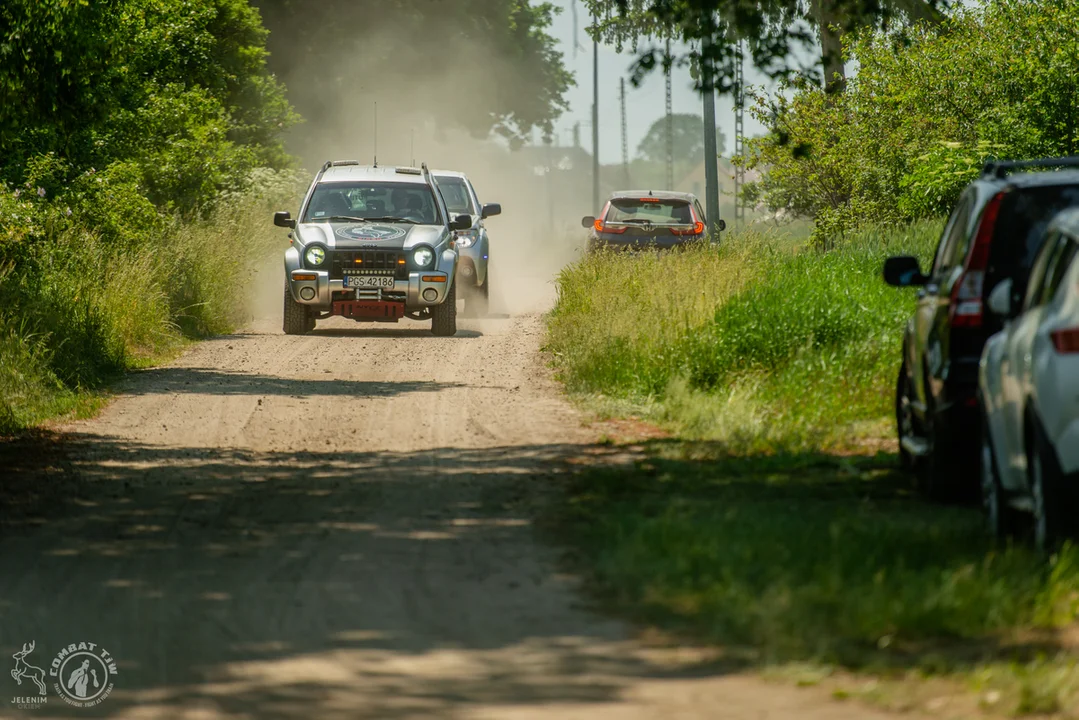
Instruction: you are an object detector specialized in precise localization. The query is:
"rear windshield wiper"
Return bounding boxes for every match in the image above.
[362,216,420,224]
[612,218,655,224]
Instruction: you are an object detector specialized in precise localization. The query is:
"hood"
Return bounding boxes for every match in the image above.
[296,222,445,251]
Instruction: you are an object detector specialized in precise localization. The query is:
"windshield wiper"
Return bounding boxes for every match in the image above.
[310,215,367,223]
[361,216,420,224]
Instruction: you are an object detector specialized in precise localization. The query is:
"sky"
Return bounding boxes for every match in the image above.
[544,0,774,163]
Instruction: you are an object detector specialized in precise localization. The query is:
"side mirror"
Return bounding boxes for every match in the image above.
[481,203,502,220]
[274,211,296,229]
[883,255,929,287]
[449,214,473,231]
[582,216,596,229]
[716,219,727,232]
[987,278,1015,318]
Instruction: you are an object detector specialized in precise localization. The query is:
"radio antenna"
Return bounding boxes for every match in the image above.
[373,102,378,167]
[411,128,415,167]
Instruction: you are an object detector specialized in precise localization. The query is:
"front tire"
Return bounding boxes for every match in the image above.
[431,280,457,337]
[283,282,312,336]
[896,364,915,471]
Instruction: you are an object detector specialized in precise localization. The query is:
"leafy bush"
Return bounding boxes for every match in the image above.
[742,0,1079,244]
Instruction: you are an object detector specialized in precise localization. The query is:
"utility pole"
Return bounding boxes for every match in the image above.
[592,15,600,214]
[665,38,673,191]
[734,40,745,229]
[620,77,630,187]
[701,28,721,239]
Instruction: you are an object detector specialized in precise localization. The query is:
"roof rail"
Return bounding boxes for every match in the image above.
[982,156,1079,179]
[395,166,422,175]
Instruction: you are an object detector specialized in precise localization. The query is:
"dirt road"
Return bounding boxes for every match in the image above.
[1,275,914,719]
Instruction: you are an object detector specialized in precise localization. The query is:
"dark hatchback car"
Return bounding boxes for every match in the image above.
[582,191,725,250]
[884,157,1079,502]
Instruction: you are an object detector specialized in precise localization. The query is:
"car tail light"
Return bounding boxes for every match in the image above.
[593,218,627,234]
[671,206,704,236]
[1051,327,1079,353]
[950,191,1005,328]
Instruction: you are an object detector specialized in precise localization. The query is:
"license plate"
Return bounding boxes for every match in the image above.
[344,275,395,289]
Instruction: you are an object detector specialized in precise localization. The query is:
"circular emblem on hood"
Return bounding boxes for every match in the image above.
[334,224,408,242]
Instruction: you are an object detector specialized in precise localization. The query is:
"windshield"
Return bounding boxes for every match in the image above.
[303,181,441,224]
[605,198,694,224]
[433,176,475,215]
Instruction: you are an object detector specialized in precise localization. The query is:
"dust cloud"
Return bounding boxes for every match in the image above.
[266,20,590,318]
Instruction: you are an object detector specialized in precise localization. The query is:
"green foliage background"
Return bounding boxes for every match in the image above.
[741,0,1079,244]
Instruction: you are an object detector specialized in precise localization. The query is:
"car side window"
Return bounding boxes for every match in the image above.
[694,200,706,224]
[1038,234,1079,307]
[931,192,974,280]
[1023,230,1065,310]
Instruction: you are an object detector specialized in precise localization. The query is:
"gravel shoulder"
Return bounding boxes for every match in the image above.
[0,279,920,719]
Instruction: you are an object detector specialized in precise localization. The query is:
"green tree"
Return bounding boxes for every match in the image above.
[637,113,726,164]
[0,0,297,212]
[580,0,945,95]
[742,0,1079,242]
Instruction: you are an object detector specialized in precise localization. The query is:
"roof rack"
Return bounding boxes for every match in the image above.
[982,156,1079,179]
[395,166,422,175]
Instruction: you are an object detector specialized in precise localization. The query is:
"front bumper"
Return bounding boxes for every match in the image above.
[286,246,456,309]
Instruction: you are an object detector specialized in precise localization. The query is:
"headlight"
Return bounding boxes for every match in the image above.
[305,245,326,266]
[455,228,480,248]
[412,246,435,268]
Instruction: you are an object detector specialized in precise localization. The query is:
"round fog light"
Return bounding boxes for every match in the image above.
[422,288,438,302]
[299,287,316,301]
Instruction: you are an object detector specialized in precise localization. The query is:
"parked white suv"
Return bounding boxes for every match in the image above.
[979,206,1079,549]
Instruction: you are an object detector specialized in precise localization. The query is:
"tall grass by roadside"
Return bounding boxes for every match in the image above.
[0,169,300,433]
[546,220,942,449]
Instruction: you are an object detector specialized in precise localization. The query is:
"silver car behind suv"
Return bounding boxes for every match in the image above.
[431,170,500,316]
[274,161,473,336]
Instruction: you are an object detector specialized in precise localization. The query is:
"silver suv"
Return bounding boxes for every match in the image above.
[274,162,473,337]
[431,171,500,316]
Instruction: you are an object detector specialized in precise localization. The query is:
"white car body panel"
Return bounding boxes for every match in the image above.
[980,218,1079,495]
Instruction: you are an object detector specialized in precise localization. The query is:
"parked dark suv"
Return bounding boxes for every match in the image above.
[884,157,1079,502]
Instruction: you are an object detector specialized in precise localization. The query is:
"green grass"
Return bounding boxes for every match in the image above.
[0,171,298,433]
[546,220,942,449]
[546,219,1079,715]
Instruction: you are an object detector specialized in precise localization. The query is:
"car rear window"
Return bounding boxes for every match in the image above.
[606,198,695,224]
[989,184,1079,285]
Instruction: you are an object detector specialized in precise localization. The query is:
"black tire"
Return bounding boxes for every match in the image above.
[283,281,311,335]
[896,364,915,471]
[981,416,1021,540]
[431,280,457,337]
[1030,420,1075,552]
[916,401,968,504]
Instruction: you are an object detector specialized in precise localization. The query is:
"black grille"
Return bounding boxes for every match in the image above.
[330,250,408,280]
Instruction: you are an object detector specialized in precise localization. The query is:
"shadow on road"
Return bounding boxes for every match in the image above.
[0,435,736,719]
[110,367,472,398]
